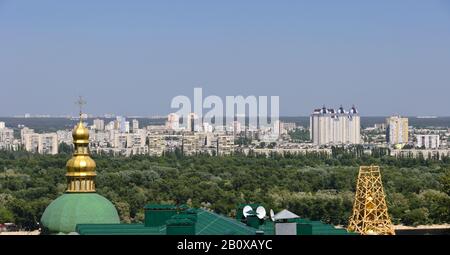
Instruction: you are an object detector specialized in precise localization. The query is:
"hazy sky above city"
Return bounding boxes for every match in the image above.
[1,0,450,117]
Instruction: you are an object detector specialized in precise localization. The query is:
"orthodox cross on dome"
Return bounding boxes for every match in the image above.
[75,96,87,119]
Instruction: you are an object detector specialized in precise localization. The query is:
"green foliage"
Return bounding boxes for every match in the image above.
[58,143,74,155]
[403,208,430,226]
[0,206,14,223]
[288,128,310,142]
[269,189,354,225]
[417,190,450,224]
[441,170,450,195]
[0,149,449,230]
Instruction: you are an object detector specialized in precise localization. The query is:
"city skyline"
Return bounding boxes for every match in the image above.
[1,111,450,118]
[1,1,450,116]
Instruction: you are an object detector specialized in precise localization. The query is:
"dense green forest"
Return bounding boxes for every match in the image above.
[0,149,449,230]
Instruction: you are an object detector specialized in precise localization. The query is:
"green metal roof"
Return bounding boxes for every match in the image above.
[283,218,358,235]
[258,220,275,235]
[166,218,194,226]
[195,210,257,235]
[171,214,197,223]
[76,224,164,235]
[75,205,356,236]
[76,208,258,235]
[41,193,120,234]
[184,208,198,214]
[143,204,178,210]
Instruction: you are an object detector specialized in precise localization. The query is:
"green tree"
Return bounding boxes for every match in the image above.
[288,129,310,142]
[403,208,430,226]
[7,199,39,230]
[0,206,14,223]
[58,143,73,154]
[440,170,450,195]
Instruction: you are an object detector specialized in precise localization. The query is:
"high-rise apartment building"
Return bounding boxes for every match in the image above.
[181,134,197,155]
[386,116,409,145]
[22,132,58,155]
[105,121,115,131]
[148,135,166,156]
[415,134,440,149]
[203,122,213,133]
[166,113,180,130]
[21,127,35,142]
[0,123,14,150]
[310,105,361,146]
[23,133,40,152]
[132,119,139,132]
[57,130,73,145]
[115,116,127,133]
[39,133,59,155]
[232,121,242,134]
[93,119,105,131]
[273,120,281,136]
[216,135,235,155]
[124,121,130,133]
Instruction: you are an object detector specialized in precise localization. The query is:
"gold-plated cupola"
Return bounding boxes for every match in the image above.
[65,97,96,192]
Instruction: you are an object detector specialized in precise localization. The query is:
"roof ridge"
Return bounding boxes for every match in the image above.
[201,209,257,231]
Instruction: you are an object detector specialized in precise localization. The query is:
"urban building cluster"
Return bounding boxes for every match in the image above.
[0,106,449,159]
[0,123,58,154]
[360,115,450,159]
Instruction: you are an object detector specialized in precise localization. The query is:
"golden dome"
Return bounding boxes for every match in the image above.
[72,121,90,144]
[66,117,96,192]
[66,155,97,174]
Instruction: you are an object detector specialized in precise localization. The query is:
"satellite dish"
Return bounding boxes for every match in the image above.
[256,206,266,219]
[243,205,253,218]
[270,209,275,221]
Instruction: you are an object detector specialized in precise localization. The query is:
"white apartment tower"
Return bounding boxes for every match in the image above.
[415,134,439,149]
[273,120,281,136]
[386,116,409,145]
[93,119,105,131]
[310,105,361,146]
[166,113,180,130]
[232,121,242,134]
[22,132,58,155]
[132,119,139,132]
[0,123,14,150]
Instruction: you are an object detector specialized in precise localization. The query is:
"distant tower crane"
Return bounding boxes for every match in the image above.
[347,166,395,235]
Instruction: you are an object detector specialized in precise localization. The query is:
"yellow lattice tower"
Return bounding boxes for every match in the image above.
[347,165,395,235]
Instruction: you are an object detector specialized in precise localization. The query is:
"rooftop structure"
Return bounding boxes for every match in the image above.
[75,204,356,235]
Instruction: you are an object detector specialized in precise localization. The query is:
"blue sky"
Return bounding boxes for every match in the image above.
[1,0,450,116]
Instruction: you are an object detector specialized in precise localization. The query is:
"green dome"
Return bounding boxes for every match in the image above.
[41,193,120,234]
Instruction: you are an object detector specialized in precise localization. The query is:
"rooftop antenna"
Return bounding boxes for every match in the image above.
[242,205,253,218]
[270,209,275,221]
[256,206,266,219]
